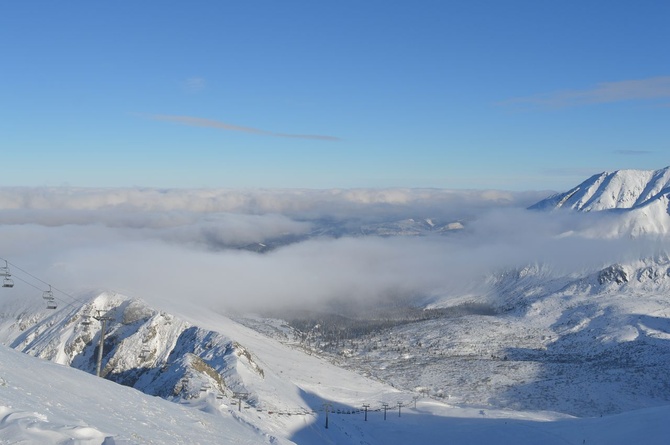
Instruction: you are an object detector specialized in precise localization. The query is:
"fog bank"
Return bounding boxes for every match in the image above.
[0,187,665,313]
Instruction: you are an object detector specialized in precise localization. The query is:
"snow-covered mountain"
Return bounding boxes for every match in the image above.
[0,289,402,444]
[3,285,670,445]
[360,218,464,236]
[5,339,670,445]
[0,290,397,418]
[530,167,670,237]
[531,167,670,212]
[241,256,670,418]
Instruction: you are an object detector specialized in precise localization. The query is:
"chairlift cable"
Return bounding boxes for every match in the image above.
[9,274,77,311]
[0,257,50,287]
[0,256,88,306]
[11,273,47,293]
[1,261,81,311]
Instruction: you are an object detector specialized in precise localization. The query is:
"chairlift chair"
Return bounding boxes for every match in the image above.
[42,285,54,300]
[1,261,14,288]
[46,300,57,310]
[0,260,10,277]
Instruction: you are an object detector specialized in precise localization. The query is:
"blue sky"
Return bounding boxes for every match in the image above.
[1,1,669,191]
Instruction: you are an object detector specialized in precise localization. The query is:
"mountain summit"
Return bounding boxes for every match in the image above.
[531,167,670,212]
[530,167,670,237]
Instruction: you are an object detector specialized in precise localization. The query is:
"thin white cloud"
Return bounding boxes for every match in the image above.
[184,76,206,92]
[613,149,653,156]
[146,114,341,141]
[501,76,670,108]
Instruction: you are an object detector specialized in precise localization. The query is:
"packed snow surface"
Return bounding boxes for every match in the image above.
[1,283,669,444]
[3,335,670,445]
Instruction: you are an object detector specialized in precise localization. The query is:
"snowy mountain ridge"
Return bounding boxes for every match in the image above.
[1,291,295,408]
[529,166,670,237]
[531,166,670,212]
[0,288,435,444]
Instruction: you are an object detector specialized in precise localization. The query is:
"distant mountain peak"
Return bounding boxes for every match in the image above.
[531,166,670,212]
[530,167,670,237]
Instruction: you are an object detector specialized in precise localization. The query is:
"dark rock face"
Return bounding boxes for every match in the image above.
[598,265,628,285]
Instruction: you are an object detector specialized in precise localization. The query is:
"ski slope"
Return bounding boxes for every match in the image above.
[2,341,670,444]
[0,343,284,445]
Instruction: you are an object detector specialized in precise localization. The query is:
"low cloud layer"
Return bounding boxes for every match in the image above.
[0,187,664,314]
[0,187,545,220]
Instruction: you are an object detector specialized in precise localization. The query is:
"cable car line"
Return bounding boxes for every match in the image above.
[7,274,66,310]
[0,256,88,311]
[0,256,88,304]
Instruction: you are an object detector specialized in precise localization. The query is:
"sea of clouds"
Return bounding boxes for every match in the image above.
[0,187,665,313]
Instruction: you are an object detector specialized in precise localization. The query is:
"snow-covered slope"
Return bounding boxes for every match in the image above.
[531,167,670,212]
[2,259,670,443]
[15,231,656,422]
[0,342,284,444]
[3,315,670,445]
[0,290,398,416]
[245,255,670,418]
[0,289,419,443]
[2,292,254,402]
[360,218,464,236]
[530,167,670,236]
